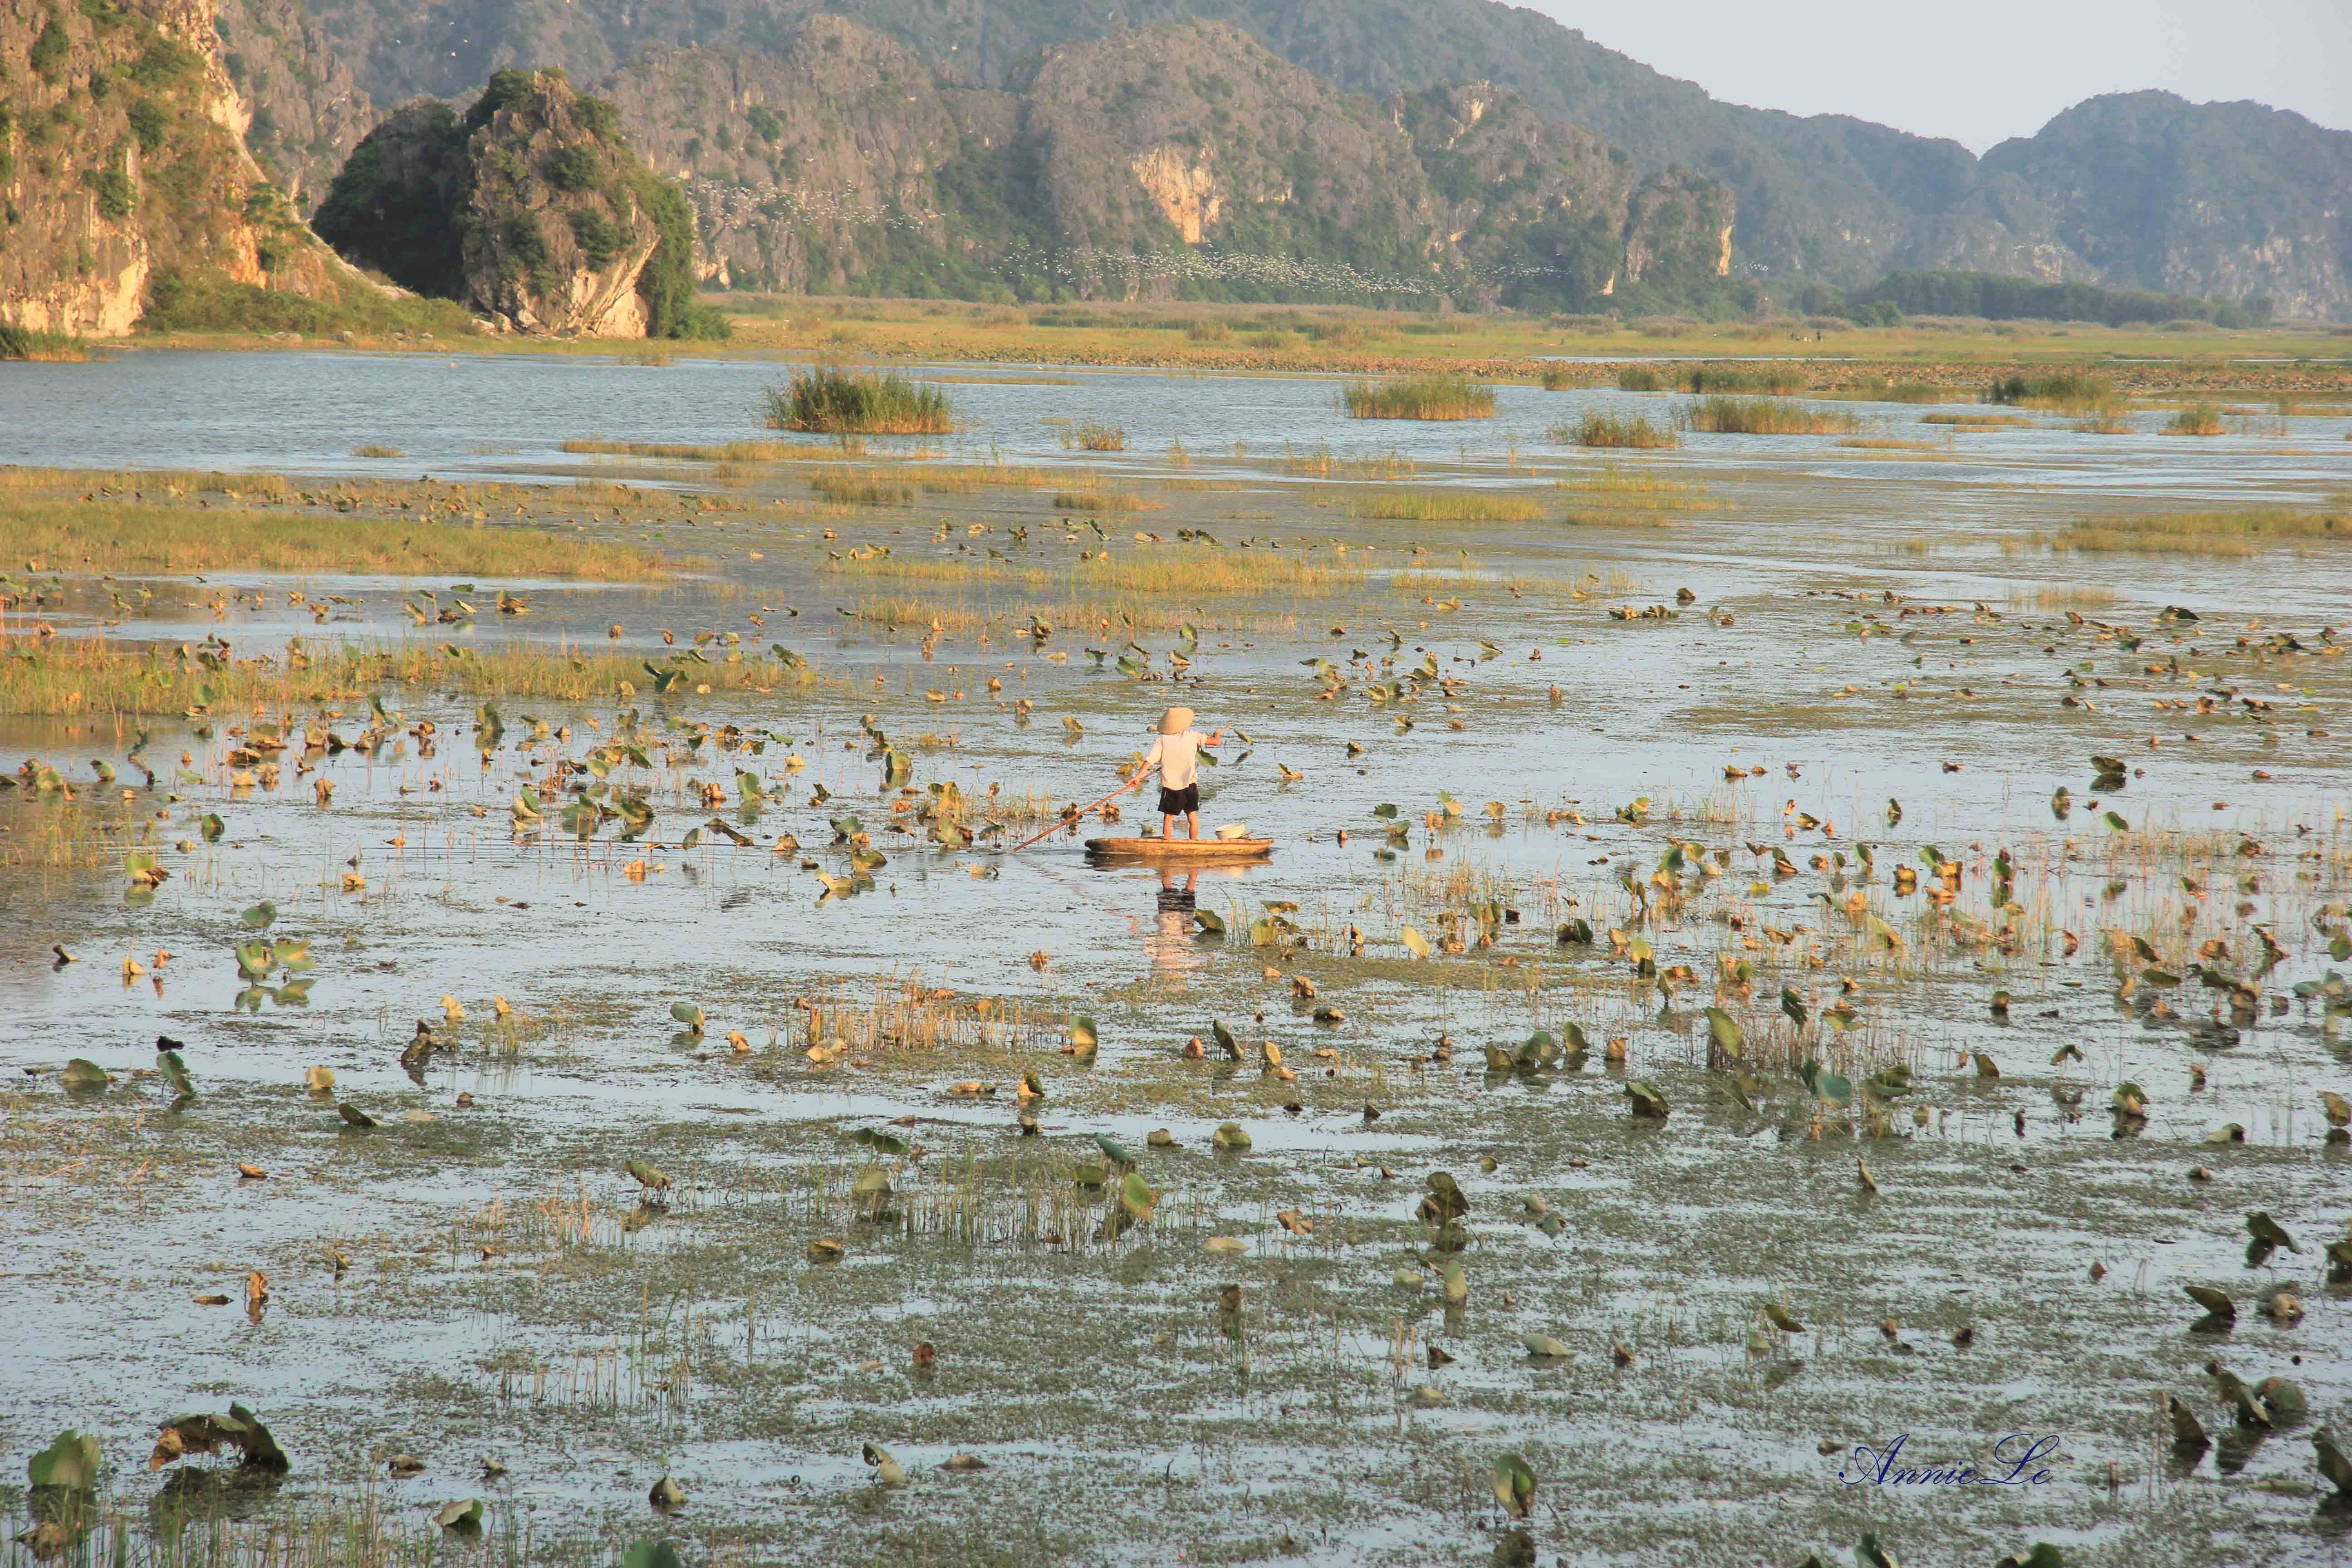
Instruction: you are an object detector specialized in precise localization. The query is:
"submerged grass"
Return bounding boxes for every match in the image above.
[1340,376,1495,421]
[2040,506,2351,554]
[822,542,1368,600]
[0,499,669,579]
[1553,411,1678,450]
[2166,402,2227,435]
[0,635,807,716]
[561,437,871,463]
[1343,490,1544,523]
[1677,396,1860,435]
[764,366,955,434]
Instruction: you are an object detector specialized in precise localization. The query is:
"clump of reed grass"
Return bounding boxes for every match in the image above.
[1538,365,1588,391]
[1677,397,1860,435]
[1073,422,1127,451]
[0,499,668,579]
[1681,362,1805,394]
[1986,369,2119,415]
[765,366,954,434]
[1341,376,1495,420]
[1614,367,1666,392]
[1344,490,1544,523]
[2166,402,2226,436]
[1922,412,2031,428]
[1551,411,1677,450]
[351,443,407,459]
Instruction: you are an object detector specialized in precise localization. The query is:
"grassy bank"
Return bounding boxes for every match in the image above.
[0,498,670,579]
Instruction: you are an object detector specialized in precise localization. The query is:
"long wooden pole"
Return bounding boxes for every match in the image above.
[1009,769,1152,852]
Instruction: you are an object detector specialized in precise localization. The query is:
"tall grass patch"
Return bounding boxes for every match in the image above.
[1677,397,1860,435]
[1342,376,1496,420]
[2166,402,2226,435]
[765,367,954,434]
[1681,362,1805,394]
[1552,412,1677,450]
[1986,370,2120,416]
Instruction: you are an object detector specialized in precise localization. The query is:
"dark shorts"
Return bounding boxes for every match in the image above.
[1157,783,1200,815]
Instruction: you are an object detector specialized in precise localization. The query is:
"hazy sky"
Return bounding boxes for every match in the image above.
[1525,0,2352,152]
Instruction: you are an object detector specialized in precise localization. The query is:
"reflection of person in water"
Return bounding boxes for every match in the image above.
[1144,867,1204,979]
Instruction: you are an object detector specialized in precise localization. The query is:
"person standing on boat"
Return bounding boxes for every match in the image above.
[1136,706,1224,842]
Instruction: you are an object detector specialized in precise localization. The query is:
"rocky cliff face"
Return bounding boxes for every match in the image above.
[598,18,995,296]
[600,19,1736,309]
[1983,92,2352,321]
[268,0,2352,313]
[314,67,705,335]
[0,0,343,334]
[216,0,374,212]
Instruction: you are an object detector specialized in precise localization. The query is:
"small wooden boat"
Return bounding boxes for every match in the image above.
[1085,835,1274,862]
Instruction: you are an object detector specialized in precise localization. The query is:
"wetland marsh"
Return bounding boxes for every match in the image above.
[3,343,2352,1567]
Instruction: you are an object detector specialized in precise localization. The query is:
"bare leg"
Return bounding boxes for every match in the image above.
[1185,810,1201,841]
[1161,813,1176,839]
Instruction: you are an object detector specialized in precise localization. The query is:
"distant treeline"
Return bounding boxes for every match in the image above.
[1825,270,2272,329]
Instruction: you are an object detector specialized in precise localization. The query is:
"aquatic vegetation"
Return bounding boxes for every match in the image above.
[1680,362,1806,395]
[1343,490,1544,523]
[2166,401,2227,435]
[1677,396,1860,435]
[0,497,670,579]
[7,339,2352,1568]
[764,366,955,434]
[0,635,804,715]
[1987,369,2121,415]
[1341,376,1496,420]
[2040,505,2350,554]
[1553,411,1678,449]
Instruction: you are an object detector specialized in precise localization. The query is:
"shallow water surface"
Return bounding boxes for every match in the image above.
[2,351,2350,1566]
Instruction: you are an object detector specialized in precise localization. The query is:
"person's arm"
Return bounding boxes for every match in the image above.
[1132,736,1165,783]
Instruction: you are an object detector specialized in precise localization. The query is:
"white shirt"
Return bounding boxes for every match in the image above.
[1145,730,1208,789]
